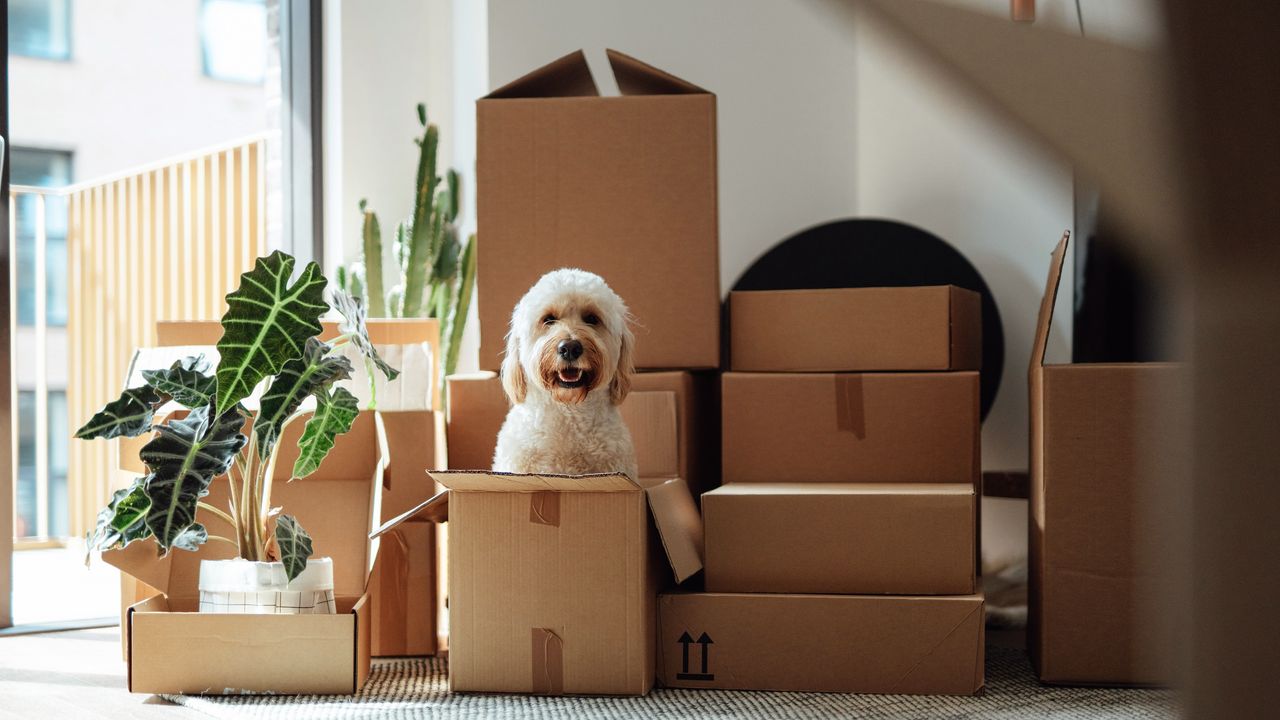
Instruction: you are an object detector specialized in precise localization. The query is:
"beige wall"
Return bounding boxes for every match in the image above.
[8,0,267,182]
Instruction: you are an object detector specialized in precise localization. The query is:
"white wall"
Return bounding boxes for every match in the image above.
[9,0,266,181]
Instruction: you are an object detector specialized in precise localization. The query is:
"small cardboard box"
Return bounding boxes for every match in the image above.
[703,483,975,595]
[729,286,981,372]
[105,412,388,695]
[722,371,980,484]
[446,370,719,496]
[1030,234,1188,685]
[476,49,720,371]
[657,590,985,695]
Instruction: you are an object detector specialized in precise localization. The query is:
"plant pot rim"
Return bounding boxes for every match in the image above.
[198,556,334,593]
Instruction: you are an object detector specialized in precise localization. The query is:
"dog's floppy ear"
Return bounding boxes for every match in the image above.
[610,322,635,405]
[501,329,528,404]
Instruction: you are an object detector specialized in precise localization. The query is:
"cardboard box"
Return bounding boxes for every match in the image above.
[722,371,980,484]
[476,49,720,371]
[377,472,703,696]
[446,370,718,495]
[1030,234,1188,685]
[703,483,975,595]
[729,286,981,372]
[371,411,447,657]
[657,591,985,695]
[105,412,388,695]
[138,321,444,658]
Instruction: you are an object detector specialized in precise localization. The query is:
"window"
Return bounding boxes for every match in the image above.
[13,390,69,540]
[200,0,268,84]
[10,147,72,327]
[8,0,71,60]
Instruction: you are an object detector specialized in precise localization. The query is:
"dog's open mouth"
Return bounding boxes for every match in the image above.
[555,367,591,388]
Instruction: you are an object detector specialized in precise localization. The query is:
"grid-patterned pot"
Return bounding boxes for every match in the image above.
[197,557,336,615]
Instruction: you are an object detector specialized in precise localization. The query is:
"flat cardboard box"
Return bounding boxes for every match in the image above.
[657,591,985,695]
[722,371,980,484]
[105,412,388,695]
[703,483,975,595]
[1030,234,1188,685]
[729,286,981,372]
[476,49,720,370]
[446,370,718,496]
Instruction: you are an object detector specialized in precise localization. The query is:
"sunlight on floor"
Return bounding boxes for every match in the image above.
[13,546,120,625]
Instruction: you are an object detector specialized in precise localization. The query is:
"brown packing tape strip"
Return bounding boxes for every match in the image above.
[835,374,866,439]
[531,627,565,695]
[529,491,560,527]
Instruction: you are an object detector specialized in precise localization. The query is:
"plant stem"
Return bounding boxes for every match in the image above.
[207,534,238,547]
[197,501,236,529]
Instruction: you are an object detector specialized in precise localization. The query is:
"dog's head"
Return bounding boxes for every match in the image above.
[501,269,635,406]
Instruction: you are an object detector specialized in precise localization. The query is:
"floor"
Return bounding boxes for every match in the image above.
[0,626,203,719]
[11,546,120,625]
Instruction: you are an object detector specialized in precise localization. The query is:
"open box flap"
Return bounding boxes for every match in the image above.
[606,48,708,96]
[105,411,391,602]
[485,49,598,99]
[1030,232,1071,371]
[645,477,704,583]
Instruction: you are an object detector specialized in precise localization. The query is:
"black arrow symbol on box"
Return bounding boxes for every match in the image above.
[676,631,715,681]
[696,632,713,674]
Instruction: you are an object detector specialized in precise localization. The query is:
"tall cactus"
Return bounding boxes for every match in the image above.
[340,103,477,401]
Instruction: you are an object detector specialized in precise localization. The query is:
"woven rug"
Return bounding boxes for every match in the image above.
[163,646,1176,719]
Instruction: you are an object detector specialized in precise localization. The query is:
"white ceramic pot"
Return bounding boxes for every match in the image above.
[197,557,336,615]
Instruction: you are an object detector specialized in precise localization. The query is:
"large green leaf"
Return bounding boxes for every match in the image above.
[141,406,247,555]
[292,387,359,480]
[74,386,162,440]
[274,514,314,584]
[254,337,354,459]
[171,523,208,553]
[84,477,152,563]
[331,290,400,382]
[215,251,329,414]
[142,356,216,408]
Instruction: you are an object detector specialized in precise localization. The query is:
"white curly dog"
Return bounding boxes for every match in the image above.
[493,268,639,481]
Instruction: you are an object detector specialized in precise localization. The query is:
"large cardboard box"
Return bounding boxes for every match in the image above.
[476,49,720,371]
[722,371,980,484]
[657,591,985,695]
[105,412,388,695]
[1030,235,1188,685]
[446,370,718,496]
[378,395,704,696]
[729,286,981,372]
[703,483,975,595]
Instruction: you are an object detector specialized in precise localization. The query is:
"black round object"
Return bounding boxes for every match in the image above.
[729,218,1003,421]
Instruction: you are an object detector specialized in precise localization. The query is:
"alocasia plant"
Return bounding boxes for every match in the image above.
[77,251,397,582]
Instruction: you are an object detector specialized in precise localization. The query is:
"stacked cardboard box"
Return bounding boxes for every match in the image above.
[658,286,987,696]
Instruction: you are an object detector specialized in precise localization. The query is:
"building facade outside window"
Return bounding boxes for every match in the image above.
[200,0,267,83]
[10,146,71,328]
[8,0,71,60]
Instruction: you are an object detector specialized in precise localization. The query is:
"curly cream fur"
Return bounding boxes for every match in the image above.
[494,269,638,480]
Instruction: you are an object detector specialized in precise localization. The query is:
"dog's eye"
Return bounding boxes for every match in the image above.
[542,314,556,326]
[583,313,600,326]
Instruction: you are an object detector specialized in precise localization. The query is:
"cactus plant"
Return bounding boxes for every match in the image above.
[341,104,476,397]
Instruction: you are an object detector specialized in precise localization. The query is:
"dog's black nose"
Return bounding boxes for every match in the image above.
[557,339,584,361]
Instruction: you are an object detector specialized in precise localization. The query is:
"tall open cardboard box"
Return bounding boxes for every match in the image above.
[476,49,720,370]
[105,412,388,695]
[1029,233,1188,685]
[377,391,704,695]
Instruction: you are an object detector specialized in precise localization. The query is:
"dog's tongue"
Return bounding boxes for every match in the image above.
[558,368,582,383]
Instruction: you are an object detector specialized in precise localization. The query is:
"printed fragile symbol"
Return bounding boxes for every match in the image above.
[676,630,715,681]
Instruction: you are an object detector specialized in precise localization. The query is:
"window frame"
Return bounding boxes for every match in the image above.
[8,0,71,62]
